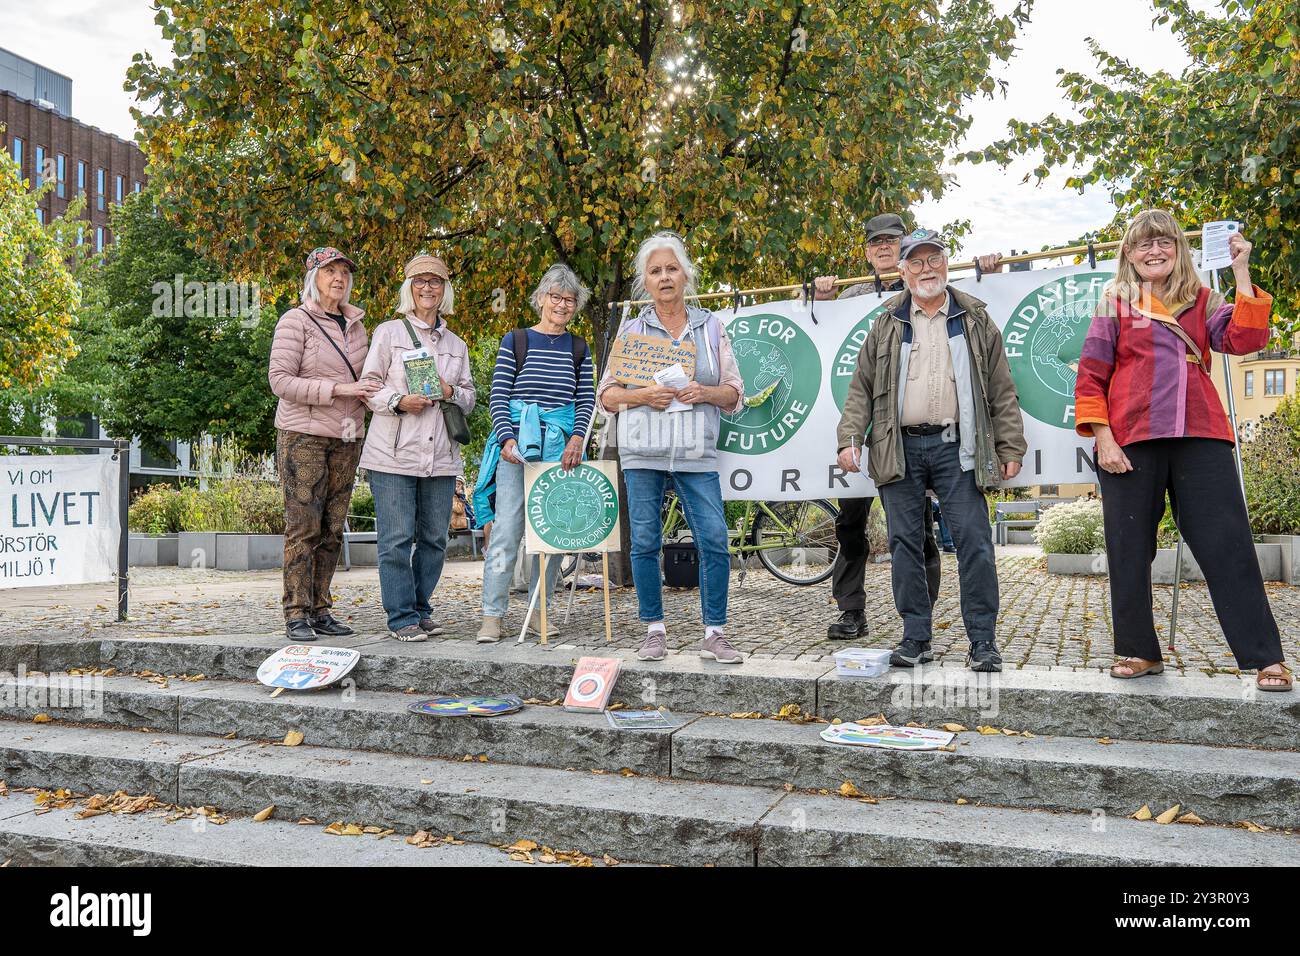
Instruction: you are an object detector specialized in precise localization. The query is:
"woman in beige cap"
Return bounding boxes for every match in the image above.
[359,254,476,641]
[268,247,380,642]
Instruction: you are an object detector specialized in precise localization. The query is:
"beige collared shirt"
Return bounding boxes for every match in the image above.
[900,293,959,427]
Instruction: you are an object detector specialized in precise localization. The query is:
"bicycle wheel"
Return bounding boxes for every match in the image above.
[752,499,840,585]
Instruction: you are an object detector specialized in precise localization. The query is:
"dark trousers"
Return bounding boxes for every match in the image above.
[1097,437,1284,670]
[832,496,940,611]
[878,434,998,644]
[277,429,362,622]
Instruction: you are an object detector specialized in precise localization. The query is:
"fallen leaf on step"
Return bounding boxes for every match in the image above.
[603,854,620,866]
[858,714,887,726]
[1000,728,1019,736]
[407,830,432,846]
[363,825,385,834]
[830,718,843,725]
[507,839,539,852]
[938,744,957,752]
[977,726,999,735]
[76,808,107,819]
[283,731,304,747]
[591,769,607,774]
[1097,737,1115,745]
[1133,805,1153,821]
[941,723,967,733]
[223,732,237,740]
[619,768,637,777]
[1154,804,1181,825]
[269,687,284,699]
[297,817,316,825]
[420,779,433,786]
[783,783,794,792]
[1176,812,1204,825]
[1238,820,1271,833]
[905,722,925,728]
[374,829,394,839]
[1021,731,1036,738]
[956,798,969,805]
[252,805,275,822]
[32,714,51,724]
[838,780,864,798]
[478,755,488,762]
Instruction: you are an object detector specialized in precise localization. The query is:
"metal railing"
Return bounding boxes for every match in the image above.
[0,435,131,621]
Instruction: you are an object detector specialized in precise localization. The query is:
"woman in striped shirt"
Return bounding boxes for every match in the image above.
[1075,209,1291,691]
[474,264,596,643]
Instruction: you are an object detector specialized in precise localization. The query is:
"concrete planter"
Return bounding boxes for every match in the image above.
[1046,552,1107,575]
[1005,530,1036,545]
[128,534,178,567]
[1261,535,1300,585]
[215,534,284,571]
[177,532,219,569]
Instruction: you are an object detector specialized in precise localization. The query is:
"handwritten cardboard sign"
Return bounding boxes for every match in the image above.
[606,333,696,387]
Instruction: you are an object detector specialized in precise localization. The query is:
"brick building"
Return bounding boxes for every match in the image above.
[0,46,147,251]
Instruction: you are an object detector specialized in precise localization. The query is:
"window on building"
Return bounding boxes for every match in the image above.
[96,168,105,211]
[56,154,66,198]
[77,160,86,195]
[34,146,45,187]
[95,226,104,252]
[35,207,44,225]
[133,181,142,193]
[1245,371,1254,397]
[115,175,124,203]
[1265,369,1285,396]
[76,225,83,246]
[11,137,22,169]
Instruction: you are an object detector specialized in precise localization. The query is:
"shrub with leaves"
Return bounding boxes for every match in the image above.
[128,483,186,534]
[1034,499,1105,554]
[1243,394,1300,534]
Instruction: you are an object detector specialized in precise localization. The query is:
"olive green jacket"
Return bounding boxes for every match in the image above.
[835,285,1027,491]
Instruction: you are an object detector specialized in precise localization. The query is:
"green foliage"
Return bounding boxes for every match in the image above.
[1034,499,1105,554]
[175,478,286,533]
[1243,394,1300,534]
[965,0,1300,342]
[128,483,187,534]
[126,0,1031,357]
[0,141,84,389]
[349,480,375,531]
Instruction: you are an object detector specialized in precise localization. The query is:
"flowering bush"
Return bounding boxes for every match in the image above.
[1034,499,1105,554]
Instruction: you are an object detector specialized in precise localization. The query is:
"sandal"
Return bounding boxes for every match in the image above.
[1256,663,1294,693]
[1110,657,1165,680]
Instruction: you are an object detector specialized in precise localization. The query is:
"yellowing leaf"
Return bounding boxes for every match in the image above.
[32,714,51,724]
[283,730,304,747]
[1133,804,1153,821]
[941,723,967,733]
[252,805,275,822]
[1155,804,1181,825]
[1176,812,1204,825]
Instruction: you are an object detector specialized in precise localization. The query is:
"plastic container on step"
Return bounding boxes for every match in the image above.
[832,647,892,678]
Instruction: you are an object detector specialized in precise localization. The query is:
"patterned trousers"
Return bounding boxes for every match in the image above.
[277,429,362,622]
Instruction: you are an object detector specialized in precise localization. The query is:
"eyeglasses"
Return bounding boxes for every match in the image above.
[1132,237,1178,253]
[868,236,900,249]
[412,276,445,289]
[903,252,947,273]
[546,292,578,308]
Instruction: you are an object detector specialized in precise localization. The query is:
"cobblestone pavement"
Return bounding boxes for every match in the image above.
[1,552,1297,675]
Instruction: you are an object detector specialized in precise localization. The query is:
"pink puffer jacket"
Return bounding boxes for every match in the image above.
[359,315,476,477]
[268,300,370,440]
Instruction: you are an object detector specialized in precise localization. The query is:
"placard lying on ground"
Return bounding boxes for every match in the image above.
[256,645,361,690]
[408,695,524,717]
[524,460,621,554]
[819,723,955,750]
[606,332,697,386]
[0,454,121,589]
[564,657,620,712]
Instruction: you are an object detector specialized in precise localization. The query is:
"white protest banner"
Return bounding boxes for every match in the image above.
[0,454,121,588]
[710,261,1117,500]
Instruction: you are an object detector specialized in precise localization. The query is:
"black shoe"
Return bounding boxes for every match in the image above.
[286,618,316,641]
[967,641,1003,672]
[308,614,355,637]
[827,609,867,640]
[890,639,934,667]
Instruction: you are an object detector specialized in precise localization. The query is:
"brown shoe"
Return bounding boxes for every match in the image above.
[1110,657,1164,679]
[1256,663,1294,693]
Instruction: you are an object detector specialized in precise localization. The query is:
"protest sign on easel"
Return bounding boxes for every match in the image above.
[521,460,621,645]
[606,332,697,387]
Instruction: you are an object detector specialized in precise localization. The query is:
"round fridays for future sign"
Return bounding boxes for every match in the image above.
[256,645,361,690]
[523,460,621,554]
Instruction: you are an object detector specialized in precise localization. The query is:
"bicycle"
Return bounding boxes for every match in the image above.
[660,491,840,586]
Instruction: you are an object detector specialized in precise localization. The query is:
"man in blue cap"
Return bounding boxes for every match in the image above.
[835,228,1025,672]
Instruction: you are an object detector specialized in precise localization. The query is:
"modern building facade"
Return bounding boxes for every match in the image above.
[1,48,147,249]
[1212,347,1300,440]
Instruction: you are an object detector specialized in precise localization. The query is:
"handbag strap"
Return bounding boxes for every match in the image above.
[1147,312,1206,368]
[301,309,359,381]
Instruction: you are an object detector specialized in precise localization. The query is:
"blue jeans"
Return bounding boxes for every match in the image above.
[480,457,563,617]
[369,470,454,631]
[623,469,729,628]
[878,433,998,644]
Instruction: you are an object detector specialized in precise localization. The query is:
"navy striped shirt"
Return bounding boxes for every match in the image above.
[490,330,595,445]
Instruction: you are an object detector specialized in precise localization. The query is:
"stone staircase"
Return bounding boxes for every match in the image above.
[1,634,1297,866]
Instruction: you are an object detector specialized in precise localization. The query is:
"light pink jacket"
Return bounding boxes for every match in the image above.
[268,300,370,440]
[359,315,476,477]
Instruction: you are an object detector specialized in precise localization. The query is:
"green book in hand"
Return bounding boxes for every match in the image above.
[403,351,442,399]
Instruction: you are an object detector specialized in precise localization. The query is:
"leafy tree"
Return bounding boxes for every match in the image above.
[965,0,1300,342]
[0,143,82,390]
[127,0,1030,358]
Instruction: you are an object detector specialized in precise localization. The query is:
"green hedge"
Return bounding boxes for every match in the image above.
[1243,395,1300,536]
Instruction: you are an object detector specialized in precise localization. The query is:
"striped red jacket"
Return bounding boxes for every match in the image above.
[1075,284,1272,446]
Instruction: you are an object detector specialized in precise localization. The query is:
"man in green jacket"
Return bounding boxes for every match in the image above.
[836,228,1026,672]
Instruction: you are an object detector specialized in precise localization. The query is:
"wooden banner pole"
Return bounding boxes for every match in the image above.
[601,552,613,644]
[539,553,549,645]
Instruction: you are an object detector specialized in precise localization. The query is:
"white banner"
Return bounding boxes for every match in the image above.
[0,454,121,588]
[713,261,1117,499]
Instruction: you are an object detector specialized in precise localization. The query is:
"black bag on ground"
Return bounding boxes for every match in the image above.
[662,541,700,589]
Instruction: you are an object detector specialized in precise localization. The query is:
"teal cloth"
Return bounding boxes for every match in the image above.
[472,400,577,527]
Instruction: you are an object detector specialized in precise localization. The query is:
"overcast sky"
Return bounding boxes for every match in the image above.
[3,0,1209,260]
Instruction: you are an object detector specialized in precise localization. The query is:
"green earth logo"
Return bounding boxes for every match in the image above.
[527,465,619,551]
[1003,272,1111,428]
[831,303,890,412]
[720,313,821,454]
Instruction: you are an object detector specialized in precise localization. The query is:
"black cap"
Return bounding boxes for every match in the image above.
[898,228,945,260]
[865,213,906,243]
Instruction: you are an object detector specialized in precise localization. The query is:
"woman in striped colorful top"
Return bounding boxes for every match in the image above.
[473,263,596,643]
[1075,209,1291,691]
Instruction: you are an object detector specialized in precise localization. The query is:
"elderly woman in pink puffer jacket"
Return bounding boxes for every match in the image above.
[268,247,381,641]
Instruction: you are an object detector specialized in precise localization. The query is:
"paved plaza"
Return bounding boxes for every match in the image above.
[2,548,1296,675]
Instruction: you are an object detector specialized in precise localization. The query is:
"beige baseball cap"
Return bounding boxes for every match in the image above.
[404,254,450,280]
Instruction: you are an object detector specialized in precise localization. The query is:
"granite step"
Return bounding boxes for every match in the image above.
[2,721,1299,866]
